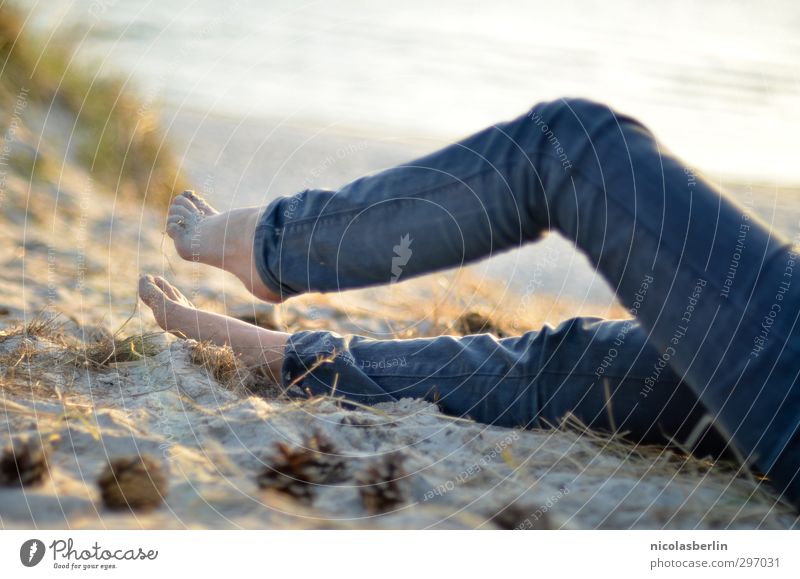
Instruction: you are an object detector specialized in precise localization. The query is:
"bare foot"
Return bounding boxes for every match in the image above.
[138,274,289,379]
[166,190,284,303]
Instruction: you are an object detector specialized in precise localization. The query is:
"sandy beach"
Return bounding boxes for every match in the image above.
[2,92,798,529]
[3,0,800,531]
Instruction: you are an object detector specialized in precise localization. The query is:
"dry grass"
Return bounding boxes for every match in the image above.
[189,341,241,386]
[76,333,164,367]
[0,5,188,209]
[0,339,44,381]
[0,312,66,344]
[545,413,799,523]
[0,314,68,392]
[0,313,166,393]
[189,340,282,399]
[451,310,508,337]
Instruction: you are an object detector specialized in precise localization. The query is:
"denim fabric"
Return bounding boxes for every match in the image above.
[255,98,800,507]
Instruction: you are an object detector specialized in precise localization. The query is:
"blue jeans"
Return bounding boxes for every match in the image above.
[253,98,800,507]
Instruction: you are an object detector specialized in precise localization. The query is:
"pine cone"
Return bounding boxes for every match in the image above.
[489,503,552,530]
[97,454,168,512]
[0,438,48,487]
[256,431,347,503]
[454,311,506,337]
[339,415,378,428]
[357,453,408,514]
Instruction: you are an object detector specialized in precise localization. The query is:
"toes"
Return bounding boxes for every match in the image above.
[166,221,182,239]
[170,195,197,215]
[139,275,189,331]
[172,190,219,218]
[152,276,194,308]
[151,275,180,301]
[183,190,218,216]
[138,274,168,311]
[166,205,196,237]
[167,208,193,224]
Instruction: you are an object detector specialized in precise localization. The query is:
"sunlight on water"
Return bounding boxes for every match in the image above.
[21,0,800,182]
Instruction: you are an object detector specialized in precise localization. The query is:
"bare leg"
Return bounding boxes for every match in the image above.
[137,275,288,378]
[166,191,283,303]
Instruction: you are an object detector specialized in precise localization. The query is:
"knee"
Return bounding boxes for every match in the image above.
[528,97,617,135]
[522,98,611,175]
[524,97,645,177]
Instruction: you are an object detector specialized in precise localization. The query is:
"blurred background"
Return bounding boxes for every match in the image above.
[13,0,800,305]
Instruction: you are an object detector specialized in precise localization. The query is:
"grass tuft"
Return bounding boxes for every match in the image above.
[189,340,282,399]
[0,5,188,209]
[78,333,163,367]
[0,312,65,344]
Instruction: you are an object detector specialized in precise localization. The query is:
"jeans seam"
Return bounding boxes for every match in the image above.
[268,146,575,240]
[275,158,525,233]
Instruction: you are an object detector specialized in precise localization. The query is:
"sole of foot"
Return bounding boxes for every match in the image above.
[137,274,195,334]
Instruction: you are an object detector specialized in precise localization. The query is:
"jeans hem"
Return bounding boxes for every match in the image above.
[281,330,396,406]
[252,198,301,300]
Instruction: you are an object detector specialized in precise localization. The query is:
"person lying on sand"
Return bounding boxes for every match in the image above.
[139,97,800,509]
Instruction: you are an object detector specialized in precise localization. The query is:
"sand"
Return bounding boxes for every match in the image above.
[0,104,798,530]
